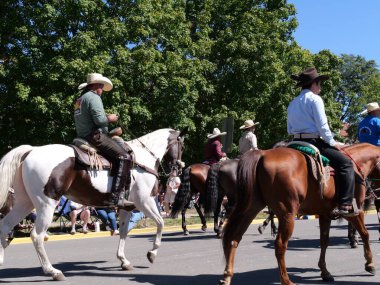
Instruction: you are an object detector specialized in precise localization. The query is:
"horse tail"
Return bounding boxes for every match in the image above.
[0,145,34,209]
[204,163,220,216]
[170,166,191,218]
[222,151,263,256]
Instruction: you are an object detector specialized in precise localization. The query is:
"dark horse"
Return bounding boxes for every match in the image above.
[220,143,378,285]
[170,160,238,236]
[170,163,210,235]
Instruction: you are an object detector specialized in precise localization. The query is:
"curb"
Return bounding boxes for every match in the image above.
[11,210,377,245]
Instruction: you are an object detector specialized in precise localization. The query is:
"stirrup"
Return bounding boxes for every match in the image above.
[117,198,134,207]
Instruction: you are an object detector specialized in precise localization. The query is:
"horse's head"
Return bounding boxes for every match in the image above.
[164,128,187,175]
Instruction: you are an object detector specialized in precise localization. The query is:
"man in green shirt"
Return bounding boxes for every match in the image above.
[74,73,133,207]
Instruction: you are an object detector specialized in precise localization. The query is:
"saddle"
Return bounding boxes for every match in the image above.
[287,141,332,198]
[70,138,111,170]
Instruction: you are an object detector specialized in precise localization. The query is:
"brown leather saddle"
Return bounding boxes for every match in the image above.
[70,138,111,170]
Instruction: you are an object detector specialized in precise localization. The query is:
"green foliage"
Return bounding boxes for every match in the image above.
[0,0,378,163]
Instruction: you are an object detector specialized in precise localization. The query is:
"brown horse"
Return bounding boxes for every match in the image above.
[220,143,378,285]
[170,163,210,234]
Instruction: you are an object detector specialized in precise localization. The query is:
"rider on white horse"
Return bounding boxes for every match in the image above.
[74,73,133,208]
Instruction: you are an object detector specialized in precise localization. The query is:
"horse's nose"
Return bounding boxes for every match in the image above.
[176,160,185,168]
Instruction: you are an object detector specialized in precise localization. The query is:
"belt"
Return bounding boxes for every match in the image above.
[292,133,320,139]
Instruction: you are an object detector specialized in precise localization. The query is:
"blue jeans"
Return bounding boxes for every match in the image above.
[128,211,145,232]
[95,208,117,230]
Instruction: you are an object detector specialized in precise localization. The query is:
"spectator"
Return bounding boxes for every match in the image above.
[95,207,119,236]
[59,197,90,235]
[128,210,145,232]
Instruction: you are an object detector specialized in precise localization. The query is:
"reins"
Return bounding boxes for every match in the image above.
[119,124,181,177]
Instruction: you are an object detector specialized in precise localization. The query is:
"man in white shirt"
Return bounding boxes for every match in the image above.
[287,67,357,218]
[239,119,260,154]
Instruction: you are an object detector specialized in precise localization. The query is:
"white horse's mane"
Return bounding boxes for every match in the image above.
[127,128,176,166]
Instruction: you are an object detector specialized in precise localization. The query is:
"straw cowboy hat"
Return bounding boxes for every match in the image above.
[360,102,380,115]
[239,119,260,130]
[207,128,227,139]
[291,67,329,87]
[78,73,113,91]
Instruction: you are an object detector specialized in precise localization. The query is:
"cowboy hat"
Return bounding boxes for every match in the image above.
[291,67,329,87]
[360,102,380,115]
[207,128,227,139]
[239,119,260,130]
[78,73,113,91]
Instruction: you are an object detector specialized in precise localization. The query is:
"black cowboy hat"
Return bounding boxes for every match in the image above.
[291,67,329,87]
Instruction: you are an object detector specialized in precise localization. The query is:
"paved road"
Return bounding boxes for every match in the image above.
[0,215,379,285]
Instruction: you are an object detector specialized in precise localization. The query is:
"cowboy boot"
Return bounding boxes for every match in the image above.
[109,155,134,207]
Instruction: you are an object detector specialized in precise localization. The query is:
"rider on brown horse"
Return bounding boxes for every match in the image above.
[203,128,227,165]
[74,73,133,208]
[287,67,358,218]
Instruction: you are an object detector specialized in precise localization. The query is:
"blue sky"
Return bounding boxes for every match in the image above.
[288,0,380,67]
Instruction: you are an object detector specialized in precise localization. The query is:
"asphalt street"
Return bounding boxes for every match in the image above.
[0,215,379,285]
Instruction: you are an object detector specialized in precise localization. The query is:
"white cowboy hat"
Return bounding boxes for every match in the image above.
[78,73,113,91]
[360,102,380,115]
[207,128,227,139]
[239,119,260,130]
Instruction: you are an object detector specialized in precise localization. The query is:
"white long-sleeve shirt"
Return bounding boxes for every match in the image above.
[287,89,336,146]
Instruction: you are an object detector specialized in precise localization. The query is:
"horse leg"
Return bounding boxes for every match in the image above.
[375,199,380,240]
[347,222,359,248]
[181,207,189,235]
[270,212,278,236]
[194,202,207,231]
[346,212,376,275]
[258,213,271,234]
[220,205,264,285]
[318,215,334,281]
[117,209,134,270]
[31,203,65,281]
[140,198,165,264]
[275,213,296,285]
[0,201,34,265]
[214,195,224,236]
[0,167,34,265]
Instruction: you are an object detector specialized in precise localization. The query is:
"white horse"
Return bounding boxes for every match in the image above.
[0,128,186,280]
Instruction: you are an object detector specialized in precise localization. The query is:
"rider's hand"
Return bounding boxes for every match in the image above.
[107,114,118,122]
[334,142,345,149]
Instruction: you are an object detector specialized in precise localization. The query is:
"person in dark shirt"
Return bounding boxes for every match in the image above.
[203,128,227,165]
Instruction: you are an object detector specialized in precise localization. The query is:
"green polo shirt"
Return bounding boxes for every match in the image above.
[74,91,109,138]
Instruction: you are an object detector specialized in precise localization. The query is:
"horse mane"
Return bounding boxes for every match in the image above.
[128,128,175,148]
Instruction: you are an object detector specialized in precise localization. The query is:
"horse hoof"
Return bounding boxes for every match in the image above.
[365,265,376,275]
[121,264,134,271]
[350,242,358,248]
[52,272,66,281]
[258,226,263,234]
[147,251,156,263]
[184,230,189,236]
[201,225,207,232]
[321,274,334,282]
[219,280,227,285]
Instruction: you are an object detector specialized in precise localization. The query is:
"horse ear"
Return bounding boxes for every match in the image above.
[179,127,189,138]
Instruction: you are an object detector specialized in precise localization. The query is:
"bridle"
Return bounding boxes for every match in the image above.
[163,135,185,176]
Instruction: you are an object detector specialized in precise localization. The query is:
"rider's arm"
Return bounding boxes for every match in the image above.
[89,95,109,127]
[311,96,337,146]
